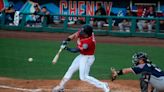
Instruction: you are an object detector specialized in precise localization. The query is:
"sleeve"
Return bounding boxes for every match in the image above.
[132,64,146,74]
[66,47,80,53]
[132,66,143,74]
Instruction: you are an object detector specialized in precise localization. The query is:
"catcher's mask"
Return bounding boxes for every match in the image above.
[132,52,151,66]
[80,24,93,37]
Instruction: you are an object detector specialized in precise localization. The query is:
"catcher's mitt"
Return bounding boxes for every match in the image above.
[111,67,118,81]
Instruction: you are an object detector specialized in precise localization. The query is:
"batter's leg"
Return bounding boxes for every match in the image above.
[52,55,81,92]
[79,56,110,92]
[61,55,81,86]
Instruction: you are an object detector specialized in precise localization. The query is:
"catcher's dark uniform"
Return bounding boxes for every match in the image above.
[132,63,164,92]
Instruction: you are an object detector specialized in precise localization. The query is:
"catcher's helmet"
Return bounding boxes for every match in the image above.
[132,52,151,66]
[80,24,93,37]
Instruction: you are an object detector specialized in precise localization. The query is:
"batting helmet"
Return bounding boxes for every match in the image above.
[132,52,151,66]
[80,24,93,37]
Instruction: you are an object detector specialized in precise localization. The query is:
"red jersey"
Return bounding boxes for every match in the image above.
[77,33,96,55]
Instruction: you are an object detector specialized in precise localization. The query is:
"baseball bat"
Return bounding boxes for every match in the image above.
[52,47,63,64]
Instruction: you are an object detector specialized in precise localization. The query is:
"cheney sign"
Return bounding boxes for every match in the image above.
[59,1,112,21]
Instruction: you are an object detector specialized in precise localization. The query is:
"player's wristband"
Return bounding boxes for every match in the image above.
[117,70,123,75]
[62,38,71,45]
[65,38,71,41]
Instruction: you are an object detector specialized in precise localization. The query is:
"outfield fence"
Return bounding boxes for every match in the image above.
[0,12,164,38]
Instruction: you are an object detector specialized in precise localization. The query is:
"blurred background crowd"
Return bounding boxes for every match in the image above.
[0,0,164,32]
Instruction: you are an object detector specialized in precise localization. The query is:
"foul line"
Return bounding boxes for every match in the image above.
[0,85,102,92]
[0,85,42,92]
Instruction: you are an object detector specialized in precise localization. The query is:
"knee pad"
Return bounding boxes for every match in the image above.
[140,79,148,92]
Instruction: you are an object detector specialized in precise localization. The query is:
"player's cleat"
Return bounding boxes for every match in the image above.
[52,85,64,92]
[103,82,110,92]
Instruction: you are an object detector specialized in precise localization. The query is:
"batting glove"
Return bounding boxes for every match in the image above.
[62,38,71,45]
[60,45,66,49]
[62,40,68,45]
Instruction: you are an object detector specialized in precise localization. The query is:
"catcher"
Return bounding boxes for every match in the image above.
[111,52,164,92]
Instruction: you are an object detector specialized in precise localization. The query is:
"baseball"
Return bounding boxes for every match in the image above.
[28,58,33,62]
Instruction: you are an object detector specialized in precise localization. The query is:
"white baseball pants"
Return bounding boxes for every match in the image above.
[64,54,105,89]
[149,75,164,92]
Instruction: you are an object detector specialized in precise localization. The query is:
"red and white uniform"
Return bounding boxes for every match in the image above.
[63,33,107,90]
[77,34,95,55]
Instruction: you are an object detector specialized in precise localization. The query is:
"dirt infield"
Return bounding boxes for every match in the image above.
[0,30,163,92]
[0,77,140,92]
[0,30,164,47]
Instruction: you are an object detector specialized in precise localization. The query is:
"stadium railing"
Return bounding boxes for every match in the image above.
[0,12,164,38]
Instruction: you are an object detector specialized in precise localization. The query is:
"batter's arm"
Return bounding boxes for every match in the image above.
[66,47,80,53]
[68,31,79,40]
[61,32,79,46]
[65,43,88,53]
[62,32,79,45]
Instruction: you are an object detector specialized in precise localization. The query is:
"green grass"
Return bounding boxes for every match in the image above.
[0,38,164,80]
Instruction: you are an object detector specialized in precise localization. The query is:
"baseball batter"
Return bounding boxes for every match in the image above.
[52,24,110,92]
[111,52,164,92]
